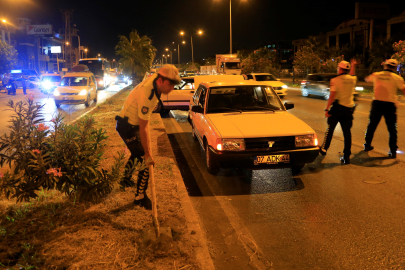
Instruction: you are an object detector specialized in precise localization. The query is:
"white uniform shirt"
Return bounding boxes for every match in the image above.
[119,74,159,125]
[367,70,404,104]
[330,74,357,108]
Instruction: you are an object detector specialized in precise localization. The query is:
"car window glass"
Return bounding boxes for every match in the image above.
[193,86,202,104]
[199,87,207,108]
[247,75,253,80]
[60,77,88,86]
[308,75,318,81]
[255,74,278,81]
[207,86,283,113]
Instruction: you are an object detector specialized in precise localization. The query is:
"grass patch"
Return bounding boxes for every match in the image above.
[0,86,200,269]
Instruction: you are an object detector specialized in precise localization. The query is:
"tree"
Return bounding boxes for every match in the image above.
[115,30,156,78]
[0,37,18,74]
[240,47,278,74]
[368,39,395,73]
[293,46,320,74]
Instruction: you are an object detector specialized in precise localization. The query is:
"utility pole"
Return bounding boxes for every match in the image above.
[61,9,73,70]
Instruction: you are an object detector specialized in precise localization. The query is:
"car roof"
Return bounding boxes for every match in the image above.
[181,76,194,80]
[201,80,274,88]
[64,72,93,77]
[247,73,273,75]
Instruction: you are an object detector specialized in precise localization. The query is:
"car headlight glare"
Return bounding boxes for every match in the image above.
[78,90,87,96]
[216,138,245,151]
[42,81,52,89]
[295,134,317,147]
[355,86,364,91]
[99,81,104,85]
[53,90,60,96]
[282,85,288,89]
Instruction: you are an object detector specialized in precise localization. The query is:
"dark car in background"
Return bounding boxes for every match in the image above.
[300,73,363,100]
[116,74,129,84]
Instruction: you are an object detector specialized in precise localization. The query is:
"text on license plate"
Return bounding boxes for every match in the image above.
[64,97,72,100]
[254,154,290,165]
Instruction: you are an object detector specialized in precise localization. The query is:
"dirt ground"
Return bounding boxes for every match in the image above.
[0,87,201,269]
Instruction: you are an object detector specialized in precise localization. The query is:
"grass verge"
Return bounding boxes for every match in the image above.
[0,86,200,269]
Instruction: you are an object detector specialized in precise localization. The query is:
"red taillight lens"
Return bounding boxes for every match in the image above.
[301,80,307,85]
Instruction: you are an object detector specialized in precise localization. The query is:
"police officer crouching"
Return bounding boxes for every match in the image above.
[115,65,180,209]
[363,59,405,158]
[319,59,358,164]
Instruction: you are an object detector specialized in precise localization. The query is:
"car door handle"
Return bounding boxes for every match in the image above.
[190,91,194,93]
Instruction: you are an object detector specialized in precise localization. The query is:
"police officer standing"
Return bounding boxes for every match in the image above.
[319,59,358,164]
[116,65,180,208]
[363,59,405,158]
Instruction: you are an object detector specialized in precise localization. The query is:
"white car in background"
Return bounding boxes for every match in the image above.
[244,73,288,98]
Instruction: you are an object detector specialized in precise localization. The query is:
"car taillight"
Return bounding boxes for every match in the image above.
[301,80,307,85]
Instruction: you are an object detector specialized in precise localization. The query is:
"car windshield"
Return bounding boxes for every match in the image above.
[42,76,61,82]
[255,74,278,81]
[207,86,283,113]
[225,62,241,69]
[60,77,88,86]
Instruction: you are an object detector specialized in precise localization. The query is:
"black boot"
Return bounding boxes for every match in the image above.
[340,156,350,164]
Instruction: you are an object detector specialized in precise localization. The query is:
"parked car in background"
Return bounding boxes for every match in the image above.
[39,73,62,94]
[53,66,97,108]
[8,69,40,89]
[244,73,288,98]
[300,73,363,100]
[188,80,319,174]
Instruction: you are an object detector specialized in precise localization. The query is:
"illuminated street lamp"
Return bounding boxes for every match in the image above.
[98,54,101,58]
[84,48,88,58]
[180,30,203,66]
[165,48,173,64]
[2,19,6,23]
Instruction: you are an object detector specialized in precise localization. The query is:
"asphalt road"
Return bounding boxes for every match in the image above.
[0,82,129,136]
[163,89,405,270]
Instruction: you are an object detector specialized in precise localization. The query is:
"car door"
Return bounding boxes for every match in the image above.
[167,78,195,108]
[90,76,96,99]
[306,75,319,94]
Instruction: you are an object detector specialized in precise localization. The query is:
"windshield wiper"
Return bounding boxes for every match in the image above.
[242,106,276,112]
[208,107,242,113]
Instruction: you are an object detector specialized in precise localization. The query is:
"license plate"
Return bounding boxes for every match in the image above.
[63,97,72,100]
[254,154,290,165]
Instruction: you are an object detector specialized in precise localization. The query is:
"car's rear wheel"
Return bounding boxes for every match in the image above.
[301,88,309,97]
[324,91,330,100]
[205,142,219,174]
[85,94,90,107]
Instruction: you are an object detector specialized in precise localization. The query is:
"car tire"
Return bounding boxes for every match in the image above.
[55,101,61,108]
[324,91,330,100]
[301,88,309,97]
[291,164,305,175]
[85,94,90,107]
[93,92,98,102]
[153,102,161,113]
[205,142,219,175]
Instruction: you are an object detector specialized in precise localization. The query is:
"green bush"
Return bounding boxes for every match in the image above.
[0,97,128,202]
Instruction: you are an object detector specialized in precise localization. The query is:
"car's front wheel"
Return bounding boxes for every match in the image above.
[301,88,309,97]
[85,94,90,107]
[93,92,98,102]
[205,143,219,174]
[291,164,305,175]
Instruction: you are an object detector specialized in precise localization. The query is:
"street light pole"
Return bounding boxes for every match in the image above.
[191,35,194,66]
[230,0,232,54]
[178,44,180,65]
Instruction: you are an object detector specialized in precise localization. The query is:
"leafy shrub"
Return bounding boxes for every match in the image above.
[0,97,128,202]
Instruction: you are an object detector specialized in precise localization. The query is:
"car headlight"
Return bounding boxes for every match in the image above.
[53,90,60,96]
[355,86,364,91]
[295,134,318,147]
[98,81,104,85]
[42,81,52,89]
[216,138,245,151]
[78,90,87,96]
[281,85,288,89]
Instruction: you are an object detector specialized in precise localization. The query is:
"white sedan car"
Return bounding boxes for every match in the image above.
[188,80,319,174]
[244,73,288,98]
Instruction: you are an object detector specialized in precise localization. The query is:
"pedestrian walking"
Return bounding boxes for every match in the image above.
[22,79,27,95]
[363,59,405,158]
[115,64,180,209]
[319,59,358,164]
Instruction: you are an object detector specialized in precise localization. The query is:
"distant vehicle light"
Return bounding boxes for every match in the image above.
[355,86,364,91]
[53,90,60,96]
[42,81,52,89]
[98,81,104,85]
[301,80,307,85]
[78,90,87,96]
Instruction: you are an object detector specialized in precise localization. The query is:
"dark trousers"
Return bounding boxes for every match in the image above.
[321,104,354,157]
[116,121,149,196]
[364,100,397,152]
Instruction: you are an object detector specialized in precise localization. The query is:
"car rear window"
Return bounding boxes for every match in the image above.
[255,74,278,81]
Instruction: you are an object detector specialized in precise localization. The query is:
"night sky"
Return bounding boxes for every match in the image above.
[3,0,405,63]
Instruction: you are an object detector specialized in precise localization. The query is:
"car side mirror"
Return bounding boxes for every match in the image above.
[191,105,204,114]
[284,102,294,110]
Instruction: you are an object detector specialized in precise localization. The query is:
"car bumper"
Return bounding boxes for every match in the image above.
[275,89,287,96]
[209,146,319,169]
[54,96,87,104]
